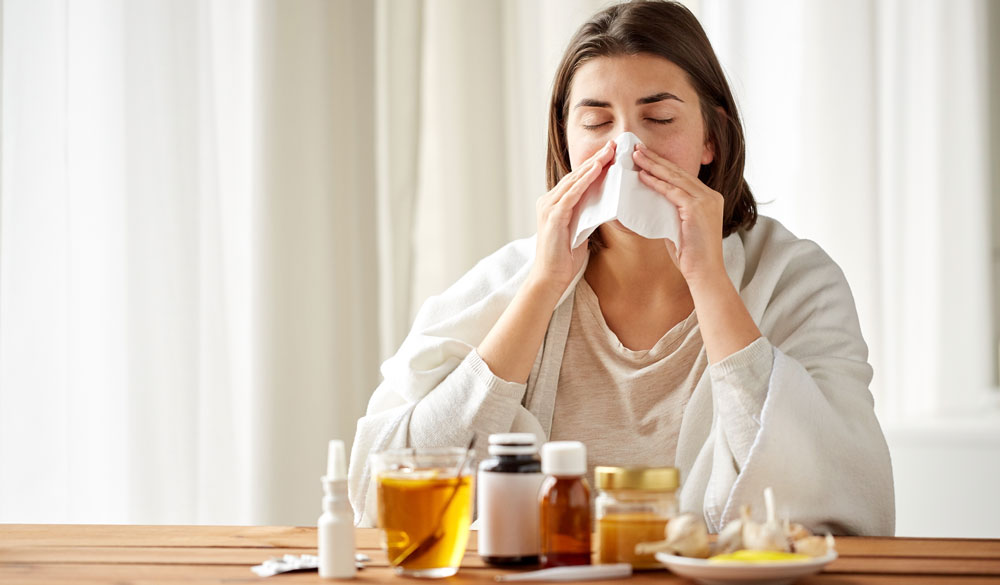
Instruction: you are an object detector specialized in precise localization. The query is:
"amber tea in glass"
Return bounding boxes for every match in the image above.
[372,447,473,578]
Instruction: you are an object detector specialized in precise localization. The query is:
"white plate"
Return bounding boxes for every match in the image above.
[654,551,838,585]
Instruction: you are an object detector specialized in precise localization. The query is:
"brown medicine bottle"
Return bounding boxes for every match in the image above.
[539,441,591,567]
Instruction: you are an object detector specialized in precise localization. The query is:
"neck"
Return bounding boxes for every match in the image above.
[584,225,689,304]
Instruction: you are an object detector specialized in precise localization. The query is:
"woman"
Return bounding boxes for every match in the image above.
[349,0,894,535]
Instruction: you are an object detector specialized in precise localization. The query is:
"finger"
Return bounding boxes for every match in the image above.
[541,141,615,214]
[588,139,617,165]
[638,168,692,207]
[543,142,613,206]
[569,140,616,182]
[556,158,605,210]
[575,139,615,168]
[553,151,610,207]
[632,145,703,194]
[559,160,605,207]
[540,159,597,218]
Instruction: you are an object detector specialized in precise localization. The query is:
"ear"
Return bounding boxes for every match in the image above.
[700,106,725,166]
[701,136,715,166]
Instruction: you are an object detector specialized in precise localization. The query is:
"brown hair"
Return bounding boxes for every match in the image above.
[546,0,756,237]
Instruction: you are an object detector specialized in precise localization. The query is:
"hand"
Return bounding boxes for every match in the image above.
[529,139,616,296]
[633,143,761,364]
[632,143,726,286]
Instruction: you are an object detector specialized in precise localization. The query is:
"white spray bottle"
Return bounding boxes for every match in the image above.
[319,439,356,579]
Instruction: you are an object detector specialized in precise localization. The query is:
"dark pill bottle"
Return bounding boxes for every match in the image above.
[477,433,545,566]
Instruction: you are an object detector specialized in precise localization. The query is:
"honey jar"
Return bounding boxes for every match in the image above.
[594,466,679,568]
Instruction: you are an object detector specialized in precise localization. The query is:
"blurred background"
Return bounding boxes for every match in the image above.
[1,0,997,536]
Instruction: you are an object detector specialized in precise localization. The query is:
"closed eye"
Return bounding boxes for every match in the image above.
[647,118,674,125]
[582,121,612,130]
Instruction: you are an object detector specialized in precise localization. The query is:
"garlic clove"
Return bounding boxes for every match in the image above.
[715,506,748,554]
[791,535,827,557]
[635,513,710,558]
[741,487,790,553]
[785,521,812,542]
[792,533,836,557]
[635,511,688,555]
[743,522,789,552]
[667,513,711,558]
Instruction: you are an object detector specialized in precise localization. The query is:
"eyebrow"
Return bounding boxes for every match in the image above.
[574,92,684,109]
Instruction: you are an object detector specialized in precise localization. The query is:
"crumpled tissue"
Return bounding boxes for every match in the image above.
[569,131,680,248]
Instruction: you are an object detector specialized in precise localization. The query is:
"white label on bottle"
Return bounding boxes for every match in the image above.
[477,470,545,557]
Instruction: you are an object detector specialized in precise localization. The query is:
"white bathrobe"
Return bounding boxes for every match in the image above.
[348,216,895,535]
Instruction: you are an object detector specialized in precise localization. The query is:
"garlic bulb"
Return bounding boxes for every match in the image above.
[666,514,711,558]
[715,505,748,554]
[741,487,789,552]
[793,533,836,557]
[634,513,711,558]
[785,521,812,542]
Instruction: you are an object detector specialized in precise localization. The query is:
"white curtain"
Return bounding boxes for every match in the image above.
[698,0,997,538]
[251,0,378,526]
[0,0,379,525]
[699,0,993,423]
[384,0,616,338]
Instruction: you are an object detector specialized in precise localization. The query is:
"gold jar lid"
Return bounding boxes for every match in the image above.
[594,466,679,491]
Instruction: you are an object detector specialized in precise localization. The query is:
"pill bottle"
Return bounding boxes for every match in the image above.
[477,433,545,566]
[594,466,678,569]
[539,441,591,568]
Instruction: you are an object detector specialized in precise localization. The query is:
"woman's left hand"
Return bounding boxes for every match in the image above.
[632,143,726,287]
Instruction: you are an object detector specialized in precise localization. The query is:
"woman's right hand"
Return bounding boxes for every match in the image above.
[528,139,616,297]
[478,140,615,383]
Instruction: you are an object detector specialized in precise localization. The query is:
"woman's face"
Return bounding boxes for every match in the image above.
[565,53,714,176]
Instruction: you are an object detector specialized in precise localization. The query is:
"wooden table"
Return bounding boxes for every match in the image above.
[1,525,999,584]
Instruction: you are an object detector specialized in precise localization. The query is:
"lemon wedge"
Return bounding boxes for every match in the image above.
[708,550,811,564]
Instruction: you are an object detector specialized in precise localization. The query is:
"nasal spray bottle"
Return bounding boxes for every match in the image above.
[319,440,356,579]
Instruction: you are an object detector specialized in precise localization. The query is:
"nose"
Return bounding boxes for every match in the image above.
[613,123,644,145]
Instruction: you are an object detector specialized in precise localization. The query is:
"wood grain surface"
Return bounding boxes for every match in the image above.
[1,525,998,584]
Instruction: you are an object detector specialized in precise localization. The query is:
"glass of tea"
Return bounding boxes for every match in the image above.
[372,447,474,578]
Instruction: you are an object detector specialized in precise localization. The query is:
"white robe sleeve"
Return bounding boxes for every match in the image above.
[699,225,894,536]
[347,238,546,526]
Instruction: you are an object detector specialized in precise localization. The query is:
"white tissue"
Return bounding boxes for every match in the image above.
[569,132,680,248]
